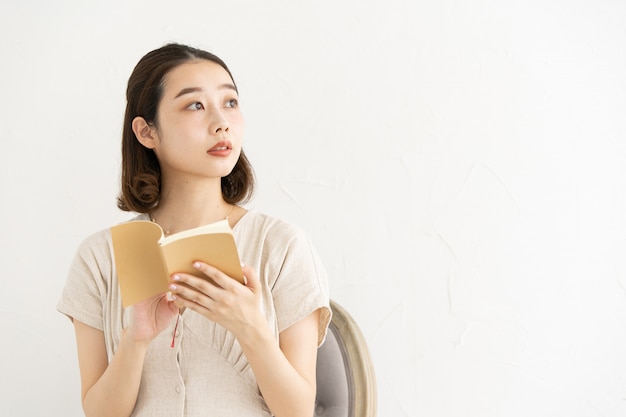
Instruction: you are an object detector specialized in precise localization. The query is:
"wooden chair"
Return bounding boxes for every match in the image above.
[315,300,377,417]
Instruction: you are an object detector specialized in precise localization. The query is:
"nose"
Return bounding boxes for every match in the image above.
[209,108,229,135]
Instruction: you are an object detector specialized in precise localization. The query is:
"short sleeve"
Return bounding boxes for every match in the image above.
[57,229,113,331]
[270,227,331,346]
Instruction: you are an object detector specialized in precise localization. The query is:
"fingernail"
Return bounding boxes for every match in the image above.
[193,262,201,268]
[166,291,176,301]
[172,275,181,281]
[169,283,177,291]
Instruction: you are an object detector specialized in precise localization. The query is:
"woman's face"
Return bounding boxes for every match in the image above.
[149,60,244,181]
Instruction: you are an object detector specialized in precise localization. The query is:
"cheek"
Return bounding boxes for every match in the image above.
[230,111,244,128]
[229,118,244,142]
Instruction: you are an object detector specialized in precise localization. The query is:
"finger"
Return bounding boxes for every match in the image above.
[173,293,209,314]
[170,270,220,296]
[169,278,211,308]
[241,264,260,290]
[193,261,241,290]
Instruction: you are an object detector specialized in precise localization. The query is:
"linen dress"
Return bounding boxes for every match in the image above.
[58,211,331,417]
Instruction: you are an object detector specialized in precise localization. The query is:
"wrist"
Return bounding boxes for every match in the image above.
[236,316,276,349]
[121,327,152,352]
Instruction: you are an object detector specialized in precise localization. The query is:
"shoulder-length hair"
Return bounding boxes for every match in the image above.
[117,43,254,213]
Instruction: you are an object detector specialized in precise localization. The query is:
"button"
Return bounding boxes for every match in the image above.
[175,386,181,393]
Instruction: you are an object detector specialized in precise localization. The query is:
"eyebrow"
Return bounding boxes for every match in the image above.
[174,83,238,99]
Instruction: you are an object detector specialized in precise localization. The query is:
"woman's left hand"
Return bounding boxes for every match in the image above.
[168,262,262,336]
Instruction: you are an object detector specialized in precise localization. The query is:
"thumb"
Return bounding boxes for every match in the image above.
[241,264,259,289]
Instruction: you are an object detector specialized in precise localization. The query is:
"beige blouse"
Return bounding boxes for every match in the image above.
[58,211,331,417]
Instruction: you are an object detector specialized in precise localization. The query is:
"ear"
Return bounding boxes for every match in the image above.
[132,116,158,149]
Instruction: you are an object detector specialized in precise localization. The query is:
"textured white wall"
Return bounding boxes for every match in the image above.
[1,1,625,416]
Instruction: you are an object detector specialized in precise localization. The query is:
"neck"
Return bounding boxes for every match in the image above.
[150,178,235,234]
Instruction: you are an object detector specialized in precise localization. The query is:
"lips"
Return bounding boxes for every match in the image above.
[208,141,232,156]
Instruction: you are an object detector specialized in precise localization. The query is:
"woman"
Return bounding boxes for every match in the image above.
[58,43,331,417]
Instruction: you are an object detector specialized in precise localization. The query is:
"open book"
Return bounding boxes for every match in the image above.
[110,219,244,307]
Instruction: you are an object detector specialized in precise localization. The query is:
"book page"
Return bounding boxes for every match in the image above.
[160,232,244,284]
[159,218,232,245]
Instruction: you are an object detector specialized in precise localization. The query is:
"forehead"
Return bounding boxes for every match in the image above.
[162,60,234,96]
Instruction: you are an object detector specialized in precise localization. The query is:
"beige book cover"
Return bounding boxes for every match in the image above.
[110,219,243,307]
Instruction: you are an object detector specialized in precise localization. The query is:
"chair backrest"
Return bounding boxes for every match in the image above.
[315,300,377,417]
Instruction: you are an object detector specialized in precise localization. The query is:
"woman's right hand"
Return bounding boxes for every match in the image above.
[127,293,179,344]
[75,294,178,417]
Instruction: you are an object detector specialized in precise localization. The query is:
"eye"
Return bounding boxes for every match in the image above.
[225,98,238,108]
[187,102,204,111]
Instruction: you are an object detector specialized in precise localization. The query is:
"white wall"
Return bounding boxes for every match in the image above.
[1,1,625,416]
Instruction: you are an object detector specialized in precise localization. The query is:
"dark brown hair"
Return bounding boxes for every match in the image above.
[117,43,255,213]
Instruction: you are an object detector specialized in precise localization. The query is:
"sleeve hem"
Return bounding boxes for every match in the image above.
[56,304,104,332]
[278,303,332,347]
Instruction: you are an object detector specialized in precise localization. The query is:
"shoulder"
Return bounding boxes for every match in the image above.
[234,211,321,272]
[75,214,147,259]
[235,211,327,284]
[76,228,111,255]
[236,210,307,243]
